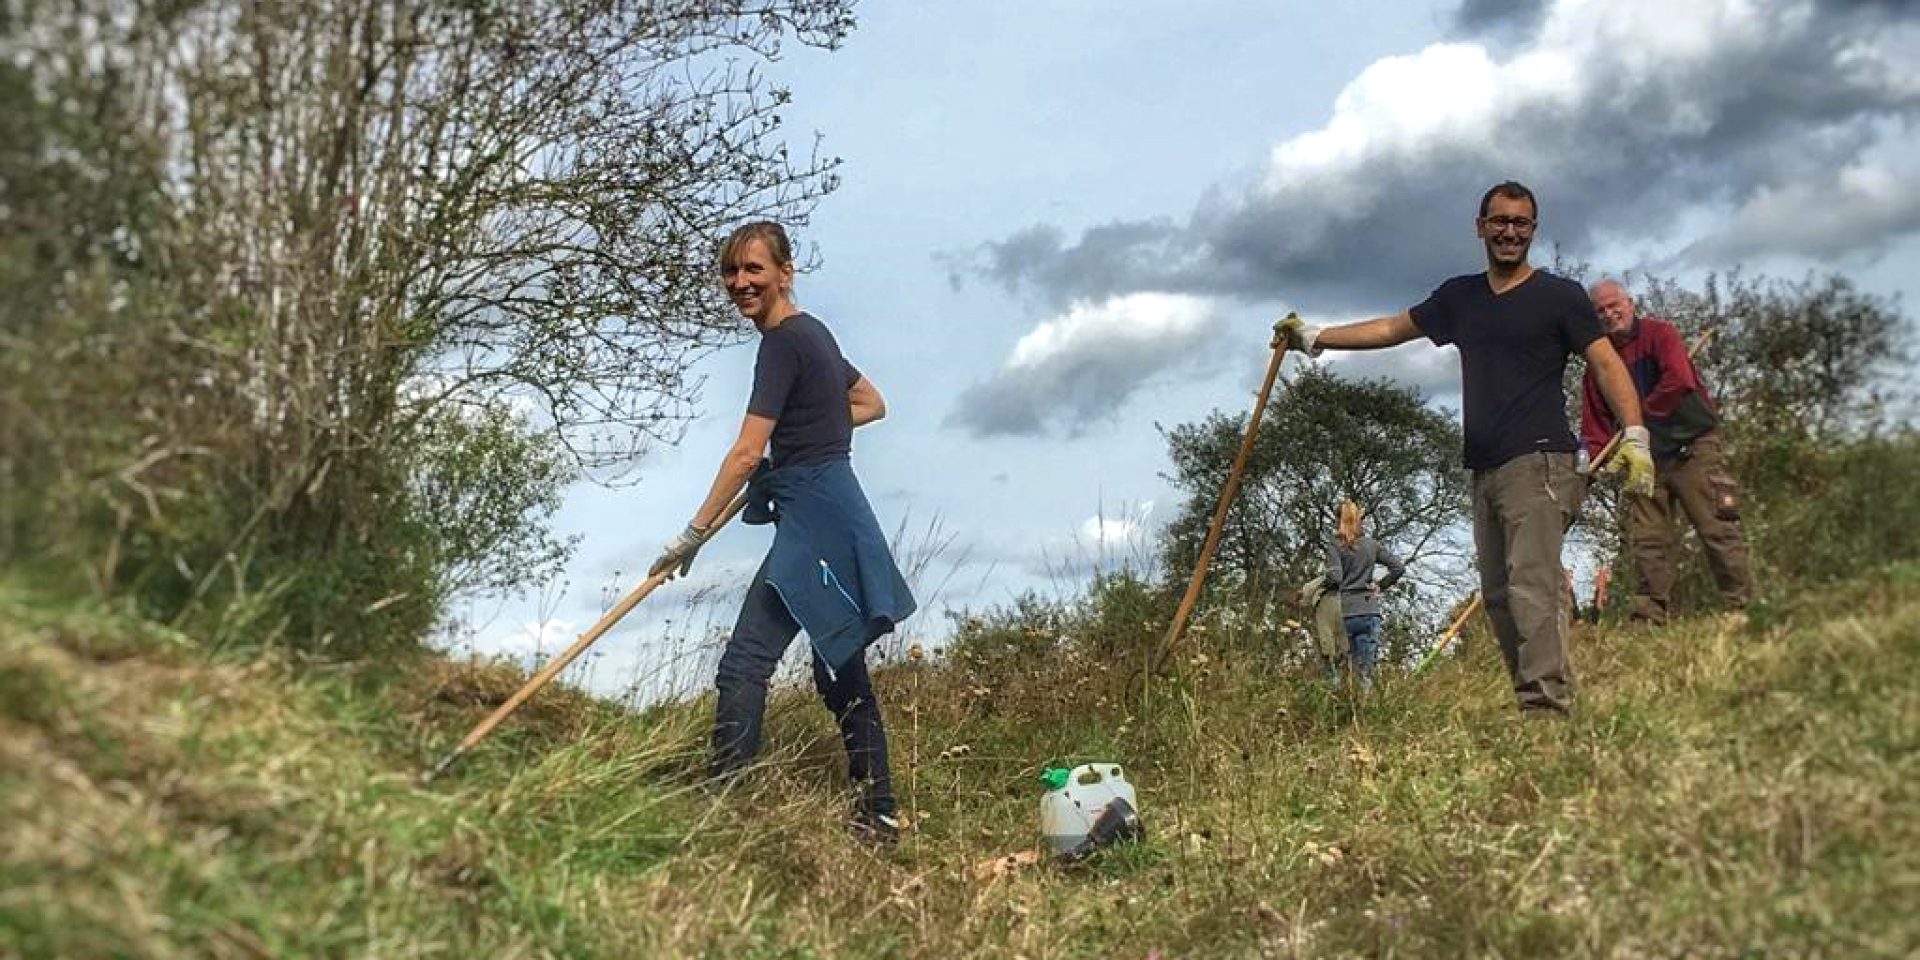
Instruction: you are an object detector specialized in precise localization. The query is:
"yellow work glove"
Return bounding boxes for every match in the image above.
[1273,314,1324,357]
[1604,425,1657,499]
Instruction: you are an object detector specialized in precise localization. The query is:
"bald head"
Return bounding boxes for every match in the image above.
[1590,278,1635,337]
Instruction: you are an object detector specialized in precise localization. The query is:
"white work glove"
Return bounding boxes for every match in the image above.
[1602,425,1657,499]
[1273,314,1324,357]
[648,522,709,579]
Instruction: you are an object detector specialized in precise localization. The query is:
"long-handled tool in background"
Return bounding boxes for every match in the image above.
[421,492,751,784]
[1413,324,1720,671]
[1412,592,1481,675]
[1147,316,1296,677]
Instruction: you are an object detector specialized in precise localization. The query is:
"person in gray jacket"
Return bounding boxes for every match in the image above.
[1325,500,1407,691]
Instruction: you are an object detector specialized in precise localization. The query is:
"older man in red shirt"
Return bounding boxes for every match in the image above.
[1580,279,1753,624]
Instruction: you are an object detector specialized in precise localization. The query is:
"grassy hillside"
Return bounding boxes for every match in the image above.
[3,567,1917,959]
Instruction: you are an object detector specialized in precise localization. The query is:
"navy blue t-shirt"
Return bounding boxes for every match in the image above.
[1409,270,1604,471]
[747,312,862,469]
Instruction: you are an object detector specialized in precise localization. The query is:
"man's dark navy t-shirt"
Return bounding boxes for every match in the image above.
[1408,270,1604,471]
[747,312,861,469]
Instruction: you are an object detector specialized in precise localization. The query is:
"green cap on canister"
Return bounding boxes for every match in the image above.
[1040,767,1070,791]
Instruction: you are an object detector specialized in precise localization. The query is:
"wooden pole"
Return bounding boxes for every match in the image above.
[1412,591,1481,675]
[1149,322,1294,676]
[422,492,751,783]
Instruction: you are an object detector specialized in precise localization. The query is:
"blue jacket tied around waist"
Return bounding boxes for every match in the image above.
[744,458,916,675]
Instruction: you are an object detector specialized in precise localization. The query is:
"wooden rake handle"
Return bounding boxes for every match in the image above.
[1148,321,1294,676]
[1411,591,1479,676]
[422,491,752,783]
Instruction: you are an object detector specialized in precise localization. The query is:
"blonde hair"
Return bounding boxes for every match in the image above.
[1336,500,1364,548]
[719,221,794,273]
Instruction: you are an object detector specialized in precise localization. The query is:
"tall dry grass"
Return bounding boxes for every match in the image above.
[3,562,1916,957]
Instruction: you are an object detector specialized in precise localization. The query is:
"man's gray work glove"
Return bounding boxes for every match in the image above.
[648,522,709,580]
[1274,315,1324,357]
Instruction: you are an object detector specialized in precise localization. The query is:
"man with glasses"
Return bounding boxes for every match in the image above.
[1277,181,1654,715]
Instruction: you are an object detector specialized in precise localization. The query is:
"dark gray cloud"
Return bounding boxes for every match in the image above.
[970,219,1190,309]
[966,0,1920,318]
[1454,0,1548,34]
[1815,0,1920,12]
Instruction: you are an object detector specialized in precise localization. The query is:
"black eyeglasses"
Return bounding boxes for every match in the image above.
[1481,215,1536,234]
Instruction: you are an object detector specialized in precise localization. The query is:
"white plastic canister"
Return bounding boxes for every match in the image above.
[1039,763,1138,854]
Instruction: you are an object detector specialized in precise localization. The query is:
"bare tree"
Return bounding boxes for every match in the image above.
[4,0,857,642]
[154,0,853,466]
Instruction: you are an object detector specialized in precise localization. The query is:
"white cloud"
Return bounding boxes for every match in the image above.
[1322,338,1464,401]
[1005,292,1215,370]
[1079,500,1155,547]
[948,292,1225,436]
[471,617,579,661]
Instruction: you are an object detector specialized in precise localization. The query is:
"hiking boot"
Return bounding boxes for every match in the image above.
[849,808,901,846]
[1628,597,1668,627]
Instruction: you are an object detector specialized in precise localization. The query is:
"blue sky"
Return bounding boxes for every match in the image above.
[450,0,1920,700]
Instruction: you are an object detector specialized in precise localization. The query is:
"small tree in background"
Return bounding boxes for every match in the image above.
[1159,367,1471,664]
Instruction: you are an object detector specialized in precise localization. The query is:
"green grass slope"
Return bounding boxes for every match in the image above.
[3,568,1916,959]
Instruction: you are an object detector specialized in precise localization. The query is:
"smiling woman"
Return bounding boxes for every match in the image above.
[646,221,918,845]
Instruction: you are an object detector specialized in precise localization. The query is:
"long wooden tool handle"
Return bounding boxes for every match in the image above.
[1411,591,1480,675]
[422,492,751,783]
[1419,324,1720,661]
[1150,326,1293,676]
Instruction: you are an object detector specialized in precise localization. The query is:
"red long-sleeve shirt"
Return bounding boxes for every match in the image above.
[1580,316,1716,458]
